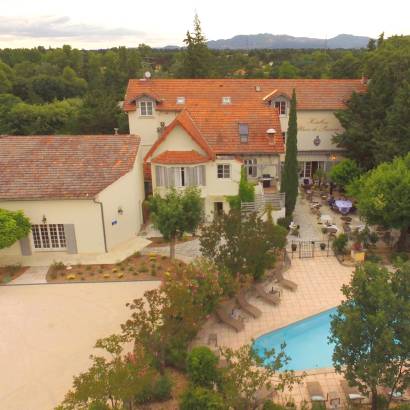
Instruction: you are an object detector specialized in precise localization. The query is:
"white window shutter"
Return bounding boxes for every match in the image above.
[199,165,206,186]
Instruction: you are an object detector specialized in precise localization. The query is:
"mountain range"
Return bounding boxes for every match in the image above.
[206,33,371,49]
[164,33,371,50]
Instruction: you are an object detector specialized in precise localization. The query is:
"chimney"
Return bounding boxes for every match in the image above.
[361,74,369,85]
[266,128,276,145]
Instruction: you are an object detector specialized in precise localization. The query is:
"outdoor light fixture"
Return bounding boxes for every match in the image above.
[330,155,337,161]
[42,215,47,225]
[117,206,124,215]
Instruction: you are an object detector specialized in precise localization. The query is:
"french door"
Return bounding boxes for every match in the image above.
[31,224,67,251]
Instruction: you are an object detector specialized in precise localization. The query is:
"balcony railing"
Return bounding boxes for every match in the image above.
[241,192,285,214]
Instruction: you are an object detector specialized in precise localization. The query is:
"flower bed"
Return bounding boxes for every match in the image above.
[46,253,184,283]
[0,265,27,284]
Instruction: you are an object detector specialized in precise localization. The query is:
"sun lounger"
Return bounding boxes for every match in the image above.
[254,283,281,305]
[340,380,367,403]
[276,271,298,291]
[306,381,326,402]
[215,307,245,332]
[236,290,262,318]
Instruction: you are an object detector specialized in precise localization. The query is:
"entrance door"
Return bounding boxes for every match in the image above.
[214,202,223,218]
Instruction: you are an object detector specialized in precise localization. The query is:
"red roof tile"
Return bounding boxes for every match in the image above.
[0,135,140,200]
[152,150,209,165]
[144,110,214,161]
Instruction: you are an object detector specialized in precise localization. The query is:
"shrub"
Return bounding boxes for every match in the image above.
[134,251,141,257]
[390,251,409,264]
[132,270,138,276]
[51,261,65,271]
[277,215,292,231]
[112,268,118,273]
[263,401,287,410]
[180,386,225,410]
[186,347,219,388]
[67,274,76,280]
[103,273,110,279]
[117,272,124,279]
[332,234,348,255]
[2,275,12,283]
[165,341,188,371]
[139,264,148,273]
[311,403,326,410]
[152,375,172,402]
[366,253,382,263]
[50,272,57,280]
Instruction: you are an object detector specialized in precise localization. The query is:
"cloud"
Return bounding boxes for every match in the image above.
[0,15,145,40]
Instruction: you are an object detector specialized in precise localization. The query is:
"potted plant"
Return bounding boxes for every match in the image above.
[291,243,297,252]
[320,242,326,251]
[351,241,366,262]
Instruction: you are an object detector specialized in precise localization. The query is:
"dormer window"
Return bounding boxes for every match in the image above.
[239,123,249,144]
[176,96,186,105]
[139,100,153,116]
[274,100,287,116]
[222,96,231,105]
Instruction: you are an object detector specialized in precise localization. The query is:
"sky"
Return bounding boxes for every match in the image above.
[0,0,409,49]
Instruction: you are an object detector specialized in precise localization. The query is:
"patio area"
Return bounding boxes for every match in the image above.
[195,256,355,407]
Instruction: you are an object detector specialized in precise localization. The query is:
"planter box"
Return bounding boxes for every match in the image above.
[351,250,366,262]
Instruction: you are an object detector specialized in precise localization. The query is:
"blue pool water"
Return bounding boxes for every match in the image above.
[253,307,337,371]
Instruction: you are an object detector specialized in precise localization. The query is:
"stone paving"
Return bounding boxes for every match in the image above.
[9,266,49,285]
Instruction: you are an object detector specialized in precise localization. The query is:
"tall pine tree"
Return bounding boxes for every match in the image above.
[180,14,213,78]
[280,89,298,217]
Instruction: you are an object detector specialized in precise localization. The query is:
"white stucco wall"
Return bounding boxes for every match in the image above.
[97,151,145,251]
[153,125,207,157]
[127,107,177,157]
[280,110,344,153]
[0,199,105,257]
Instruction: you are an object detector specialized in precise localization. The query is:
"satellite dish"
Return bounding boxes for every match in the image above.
[144,71,152,79]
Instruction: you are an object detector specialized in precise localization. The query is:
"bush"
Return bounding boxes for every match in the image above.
[5,264,21,274]
[51,261,65,271]
[329,159,361,190]
[186,347,219,388]
[263,401,287,410]
[390,251,409,264]
[366,253,382,263]
[152,375,172,401]
[134,374,171,405]
[139,264,148,273]
[277,215,292,231]
[332,234,348,255]
[165,341,188,371]
[180,386,226,410]
[311,403,326,410]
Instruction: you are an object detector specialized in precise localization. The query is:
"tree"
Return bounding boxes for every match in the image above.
[333,36,410,169]
[121,261,222,373]
[277,61,300,79]
[179,14,213,78]
[373,80,410,163]
[347,154,410,250]
[200,210,287,280]
[280,89,298,217]
[0,209,31,249]
[330,52,361,78]
[186,347,220,388]
[149,187,203,258]
[328,159,361,190]
[57,335,157,410]
[219,344,302,409]
[180,386,226,410]
[329,262,410,410]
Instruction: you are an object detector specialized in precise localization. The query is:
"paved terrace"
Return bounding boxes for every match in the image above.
[195,256,354,407]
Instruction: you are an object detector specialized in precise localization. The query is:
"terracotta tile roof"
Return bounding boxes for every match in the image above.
[144,110,214,161]
[152,150,209,165]
[0,135,140,200]
[124,79,366,112]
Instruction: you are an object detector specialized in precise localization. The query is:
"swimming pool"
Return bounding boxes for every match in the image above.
[253,307,337,371]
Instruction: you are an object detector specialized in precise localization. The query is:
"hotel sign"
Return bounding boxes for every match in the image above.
[298,119,341,132]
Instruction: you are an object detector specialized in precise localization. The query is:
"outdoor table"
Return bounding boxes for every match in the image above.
[335,200,352,215]
[320,214,333,225]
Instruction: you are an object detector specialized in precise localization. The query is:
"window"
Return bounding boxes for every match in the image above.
[244,159,257,177]
[239,123,249,144]
[217,164,231,179]
[175,167,186,187]
[139,100,153,116]
[155,165,206,187]
[274,100,287,115]
[32,224,66,250]
[176,96,186,104]
[222,96,231,105]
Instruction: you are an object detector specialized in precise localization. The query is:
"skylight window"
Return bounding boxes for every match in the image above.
[176,96,186,104]
[239,123,249,144]
[222,96,231,105]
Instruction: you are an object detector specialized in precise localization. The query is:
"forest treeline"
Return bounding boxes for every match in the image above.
[0,30,406,136]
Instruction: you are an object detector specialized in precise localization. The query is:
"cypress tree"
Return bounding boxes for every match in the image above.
[280,89,298,217]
